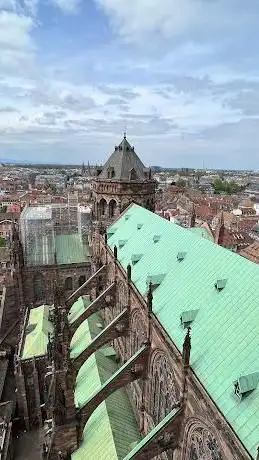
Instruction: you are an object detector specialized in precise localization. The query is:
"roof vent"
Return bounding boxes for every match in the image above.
[215,279,227,291]
[153,235,161,243]
[234,372,259,399]
[180,309,199,329]
[118,239,127,249]
[125,215,130,221]
[131,254,143,266]
[137,223,143,230]
[177,252,187,262]
[146,274,165,292]
[107,227,117,238]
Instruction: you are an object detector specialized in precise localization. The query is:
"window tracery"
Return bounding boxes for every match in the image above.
[131,310,146,355]
[187,426,224,460]
[149,351,178,426]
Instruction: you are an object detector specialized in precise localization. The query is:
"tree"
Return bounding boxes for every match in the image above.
[176,179,186,188]
[213,179,245,195]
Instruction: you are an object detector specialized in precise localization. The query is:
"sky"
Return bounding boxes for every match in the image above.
[1,1,259,168]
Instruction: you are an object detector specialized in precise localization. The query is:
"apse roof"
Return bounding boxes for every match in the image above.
[107,203,259,459]
[98,135,148,182]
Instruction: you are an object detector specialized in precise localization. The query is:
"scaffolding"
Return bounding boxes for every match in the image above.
[20,195,92,266]
[20,206,55,266]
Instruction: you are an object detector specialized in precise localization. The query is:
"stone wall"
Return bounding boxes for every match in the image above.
[21,262,91,306]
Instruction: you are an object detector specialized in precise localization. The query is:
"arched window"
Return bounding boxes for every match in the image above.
[99,198,107,217]
[78,275,86,287]
[149,351,179,426]
[107,167,115,179]
[184,423,224,460]
[131,309,147,356]
[64,277,73,290]
[129,168,137,181]
[116,281,127,316]
[109,200,117,218]
[34,272,45,302]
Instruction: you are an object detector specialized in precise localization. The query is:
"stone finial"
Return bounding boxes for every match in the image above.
[127,263,132,281]
[114,245,118,259]
[182,327,191,368]
[147,282,153,315]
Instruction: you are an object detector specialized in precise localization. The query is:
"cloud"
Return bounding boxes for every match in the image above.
[93,0,259,45]
[0,106,19,113]
[51,0,81,13]
[0,11,35,73]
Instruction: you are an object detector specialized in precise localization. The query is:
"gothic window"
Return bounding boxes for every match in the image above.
[107,167,115,179]
[131,309,146,356]
[78,275,86,287]
[64,277,73,290]
[149,351,179,426]
[99,198,107,217]
[129,168,137,181]
[186,425,224,460]
[115,281,127,316]
[34,272,45,302]
[109,200,117,218]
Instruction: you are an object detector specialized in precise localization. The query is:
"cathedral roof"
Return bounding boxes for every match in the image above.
[107,203,259,459]
[98,135,149,182]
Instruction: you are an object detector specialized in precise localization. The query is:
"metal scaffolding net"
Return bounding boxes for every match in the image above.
[20,196,92,266]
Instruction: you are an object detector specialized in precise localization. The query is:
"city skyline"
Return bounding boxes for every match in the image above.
[1,1,259,168]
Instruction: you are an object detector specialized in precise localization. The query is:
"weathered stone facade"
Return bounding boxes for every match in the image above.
[21,263,91,307]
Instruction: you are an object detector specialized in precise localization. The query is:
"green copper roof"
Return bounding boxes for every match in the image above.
[21,305,53,360]
[72,312,141,460]
[189,226,214,242]
[108,203,259,459]
[55,234,89,265]
[68,296,91,325]
[70,312,102,359]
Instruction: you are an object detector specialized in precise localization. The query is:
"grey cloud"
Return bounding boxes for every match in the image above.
[66,115,178,136]
[105,97,130,111]
[98,85,140,100]
[23,87,97,113]
[224,90,259,116]
[0,106,19,113]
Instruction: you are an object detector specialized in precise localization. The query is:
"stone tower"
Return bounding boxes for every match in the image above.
[92,134,156,225]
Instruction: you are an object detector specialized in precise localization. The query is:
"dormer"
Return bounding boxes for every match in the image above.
[177,252,187,262]
[153,235,161,243]
[131,254,143,266]
[180,309,199,329]
[107,166,115,179]
[107,227,117,238]
[118,239,127,249]
[146,273,165,292]
[129,168,137,181]
[234,372,259,399]
[215,279,227,291]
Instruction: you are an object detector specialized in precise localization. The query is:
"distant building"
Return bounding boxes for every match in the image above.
[92,134,156,226]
